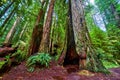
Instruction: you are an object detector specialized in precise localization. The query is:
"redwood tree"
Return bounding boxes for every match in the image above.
[28,1,48,56]
[63,0,79,66]
[59,0,107,72]
[39,0,55,53]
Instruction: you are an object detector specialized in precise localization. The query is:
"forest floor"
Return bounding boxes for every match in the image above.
[1,61,120,80]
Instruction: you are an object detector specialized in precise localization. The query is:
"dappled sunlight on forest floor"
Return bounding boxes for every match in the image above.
[1,62,120,80]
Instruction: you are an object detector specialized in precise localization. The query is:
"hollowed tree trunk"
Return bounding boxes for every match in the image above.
[63,0,79,66]
[60,0,107,72]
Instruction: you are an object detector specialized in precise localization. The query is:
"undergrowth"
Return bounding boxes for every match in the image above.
[26,53,51,72]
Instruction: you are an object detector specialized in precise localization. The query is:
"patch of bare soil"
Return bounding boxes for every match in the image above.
[1,62,120,80]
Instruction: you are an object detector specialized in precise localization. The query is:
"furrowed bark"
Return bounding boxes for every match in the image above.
[28,1,48,56]
[39,0,55,53]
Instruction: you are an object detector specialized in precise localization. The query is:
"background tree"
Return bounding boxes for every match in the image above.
[28,0,48,56]
[86,0,120,67]
[39,0,55,53]
[4,16,21,44]
[95,0,120,28]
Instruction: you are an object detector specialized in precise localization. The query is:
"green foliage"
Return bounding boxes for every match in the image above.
[85,8,120,67]
[11,40,30,62]
[0,0,119,72]
[0,0,7,6]
[49,0,68,60]
[89,25,120,67]
[107,25,120,60]
[116,3,120,13]
[26,53,51,72]
[95,0,119,26]
[0,61,6,69]
[5,55,11,66]
[102,60,119,69]
[12,49,26,62]
[90,27,108,48]
[84,4,94,15]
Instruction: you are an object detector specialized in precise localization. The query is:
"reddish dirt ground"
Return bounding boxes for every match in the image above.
[1,62,120,80]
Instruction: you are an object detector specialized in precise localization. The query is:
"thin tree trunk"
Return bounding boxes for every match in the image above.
[28,1,48,56]
[1,7,15,29]
[0,1,14,18]
[39,0,55,53]
[19,23,27,40]
[49,23,55,55]
[4,17,20,44]
[1,12,15,34]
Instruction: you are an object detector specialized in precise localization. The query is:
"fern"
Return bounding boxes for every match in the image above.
[26,53,51,72]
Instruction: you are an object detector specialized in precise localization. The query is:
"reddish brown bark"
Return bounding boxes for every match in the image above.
[28,1,47,56]
[59,0,106,72]
[28,9,44,56]
[70,0,88,69]
[39,0,55,53]
[62,0,79,66]
[67,0,107,72]
[0,47,18,57]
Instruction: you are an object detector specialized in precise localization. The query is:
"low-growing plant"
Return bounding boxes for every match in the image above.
[26,53,51,72]
[5,55,11,67]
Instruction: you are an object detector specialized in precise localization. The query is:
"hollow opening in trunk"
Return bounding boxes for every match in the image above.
[63,47,79,73]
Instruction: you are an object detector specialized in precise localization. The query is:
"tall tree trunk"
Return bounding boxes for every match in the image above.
[39,0,55,53]
[28,1,48,56]
[63,0,79,66]
[0,1,14,18]
[71,0,107,72]
[60,0,107,72]
[4,17,20,44]
[49,22,55,55]
[71,0,89,69]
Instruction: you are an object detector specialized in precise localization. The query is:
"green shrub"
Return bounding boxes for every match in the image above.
[26,53,51,72]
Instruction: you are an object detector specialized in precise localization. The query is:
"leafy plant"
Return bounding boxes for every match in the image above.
[26,53,51,72]
[5,55,11,67]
